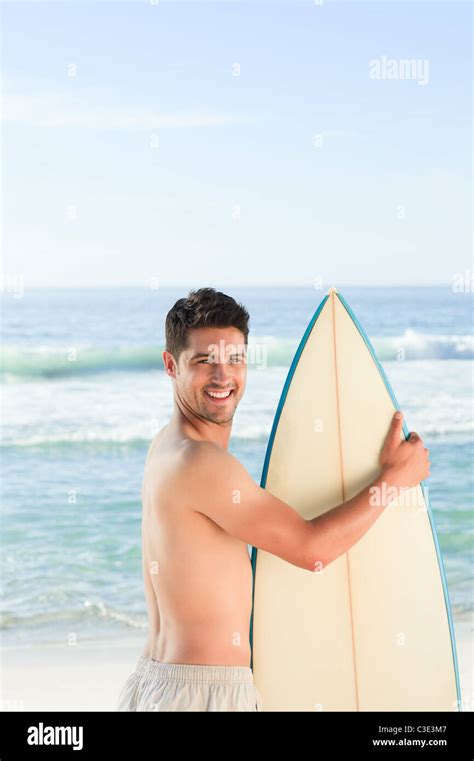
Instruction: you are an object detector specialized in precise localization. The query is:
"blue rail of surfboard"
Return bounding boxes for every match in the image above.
[249,289,463,712]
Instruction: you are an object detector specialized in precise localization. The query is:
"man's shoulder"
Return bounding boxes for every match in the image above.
[179,439,231,471]
[145,440,235,513]
[146,437,229,480]
[145,436,240,501]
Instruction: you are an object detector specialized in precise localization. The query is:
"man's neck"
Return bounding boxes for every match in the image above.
[170,407,232,450]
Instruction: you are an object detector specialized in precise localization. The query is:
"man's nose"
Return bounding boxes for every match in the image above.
[210,362,231,384]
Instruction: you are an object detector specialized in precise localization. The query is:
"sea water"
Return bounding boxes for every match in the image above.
[1,286,472,647]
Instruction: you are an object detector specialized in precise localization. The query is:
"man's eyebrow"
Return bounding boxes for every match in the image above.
[189,350,245,360]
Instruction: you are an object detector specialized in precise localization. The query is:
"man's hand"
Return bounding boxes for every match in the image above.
[380,411,431,488]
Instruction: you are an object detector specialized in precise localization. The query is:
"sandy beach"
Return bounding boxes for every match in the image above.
[1,621,472,712]
[0,638,145,712]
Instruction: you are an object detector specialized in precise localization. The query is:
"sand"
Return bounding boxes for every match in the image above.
[0,638,144,712]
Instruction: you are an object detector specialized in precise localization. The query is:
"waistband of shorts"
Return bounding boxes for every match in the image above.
[135,655,255,684]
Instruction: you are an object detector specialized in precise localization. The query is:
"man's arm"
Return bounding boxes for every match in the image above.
[177,412,430,573]
[177,439,313,570]
[304,466,405,571]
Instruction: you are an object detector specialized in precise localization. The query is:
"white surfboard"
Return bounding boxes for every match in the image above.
[249,287,461,711]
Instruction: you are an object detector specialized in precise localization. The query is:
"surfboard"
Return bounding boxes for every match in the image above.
[249,287,462,711]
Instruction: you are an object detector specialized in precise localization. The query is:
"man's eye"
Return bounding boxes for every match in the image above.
[198,356,243,364]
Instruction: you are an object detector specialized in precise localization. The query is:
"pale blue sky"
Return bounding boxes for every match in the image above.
[2,0,471,287]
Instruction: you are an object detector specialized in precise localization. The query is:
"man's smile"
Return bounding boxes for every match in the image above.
[203,388,235,403]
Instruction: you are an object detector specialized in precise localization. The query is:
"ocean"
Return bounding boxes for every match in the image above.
[1,286,472,648]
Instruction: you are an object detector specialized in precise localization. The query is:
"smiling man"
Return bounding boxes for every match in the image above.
[116,287,430,712]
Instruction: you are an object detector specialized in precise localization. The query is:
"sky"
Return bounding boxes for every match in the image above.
[1,0,472,288]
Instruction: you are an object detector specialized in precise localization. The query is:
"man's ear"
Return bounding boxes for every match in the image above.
[162,350,177,379]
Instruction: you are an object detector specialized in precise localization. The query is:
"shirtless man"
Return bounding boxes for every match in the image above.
[116,287,430,712]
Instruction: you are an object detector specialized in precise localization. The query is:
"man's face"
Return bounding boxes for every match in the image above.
[171,327,247,424]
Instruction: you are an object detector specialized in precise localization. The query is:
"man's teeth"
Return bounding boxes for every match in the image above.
[206,390,232,398]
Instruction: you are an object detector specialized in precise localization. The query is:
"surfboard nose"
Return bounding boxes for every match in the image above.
[326,285,339,295]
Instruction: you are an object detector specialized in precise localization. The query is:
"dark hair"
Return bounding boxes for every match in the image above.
[165,287,250,361]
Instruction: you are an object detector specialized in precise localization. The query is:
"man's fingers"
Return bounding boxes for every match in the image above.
[387,410,403,443]
[389,411,403,436]
[382,411,404,453]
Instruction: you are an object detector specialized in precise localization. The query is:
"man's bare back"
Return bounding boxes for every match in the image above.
[141,425,254,667]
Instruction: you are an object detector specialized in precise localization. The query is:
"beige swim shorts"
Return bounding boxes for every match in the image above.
[116,655,263,712]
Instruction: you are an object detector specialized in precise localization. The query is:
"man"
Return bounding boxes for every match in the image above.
[116,287,430,712]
